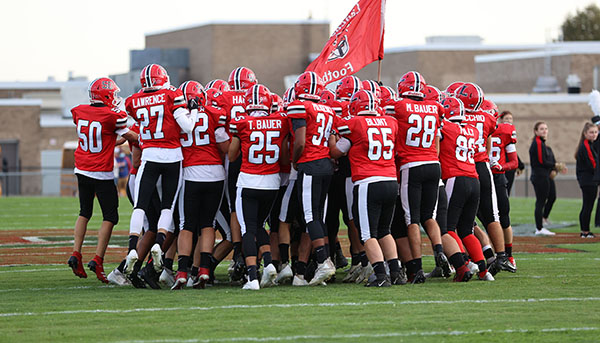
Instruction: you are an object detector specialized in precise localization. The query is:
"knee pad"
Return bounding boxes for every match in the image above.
[158,209,174,232]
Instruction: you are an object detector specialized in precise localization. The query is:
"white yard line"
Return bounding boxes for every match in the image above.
[1,297,599,318]
[115,327,599,343]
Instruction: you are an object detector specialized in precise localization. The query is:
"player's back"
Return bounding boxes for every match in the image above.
[180,105,228,167]
[490,122,517,171]
[392,98,442,167]
[72,104,127,172]
[125,87,186,150]
[340,115,398,182]
[287,100,335,164]
[462,110,497,163]
[439,121,479,180]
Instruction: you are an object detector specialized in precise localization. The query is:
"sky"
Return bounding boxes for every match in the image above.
[0,0,598,82]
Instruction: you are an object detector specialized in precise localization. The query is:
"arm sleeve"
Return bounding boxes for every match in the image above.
[503,147,519,171]
[214,127,230,143]
[335,137,351,154]
[292,118,307,131]
[174,107,197,134]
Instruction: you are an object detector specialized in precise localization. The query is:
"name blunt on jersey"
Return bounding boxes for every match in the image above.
[249,119,283,130]
[405,103,439,114]
[365,117,390,127]
[131,94,166,108]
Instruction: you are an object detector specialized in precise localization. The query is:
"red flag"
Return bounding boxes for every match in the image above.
[306,0,386,84]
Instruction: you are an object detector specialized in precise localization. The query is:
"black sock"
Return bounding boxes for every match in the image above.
[247,265,258,281]
[387,259,400,274]
[483,246,495,261]
[336,241,343,253]
[477,260,487,273]
[324,244,330,259]
[190,266,199,277]
[405,260,416,276]
[506,245,513,257]
[128,235,138,252]
[351,253,360,266]
[263,251,273,266]
[359,252,368,267]
[296,261,307,276]
[279,243,289,264]
[117,259,126,273]
[373,261,386,275]
[200,252,211,269]
[433,244,443,254]
[133,260,143,274]
[209,255,219,271]
[164,258,174,271]
[156,232,166,248]
[415,258,422,271]
[315,246,327,264]
[177,255,190,272]
[496,251,507,259]
[448,253,466,269]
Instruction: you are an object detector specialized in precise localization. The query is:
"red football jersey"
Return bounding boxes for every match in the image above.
[390,98,443,167]
[287,100,335,164]
[222,90,247,127]
[439,121,479,180]
[337,115,398,182]
[72,104,128,172]
[490,122,518,174]
[128,123,141,175]
[230,113,290,175]
[180,105,228,168]
[273,110,292,174]
[125,87,186,149]
[462,110,497,163]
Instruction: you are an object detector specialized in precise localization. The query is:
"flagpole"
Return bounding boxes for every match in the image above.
[377,58,382,83]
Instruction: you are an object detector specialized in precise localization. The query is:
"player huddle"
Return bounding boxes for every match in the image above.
[68,63,519,289]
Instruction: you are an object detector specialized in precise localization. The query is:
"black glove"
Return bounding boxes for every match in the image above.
[188,97,199,110]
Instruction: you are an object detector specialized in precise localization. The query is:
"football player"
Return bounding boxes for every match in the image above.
[223,67,258,283]
[69,77,138,283]
[329,90,403,287]
[456,83,515,275]
[124,64,197,280]
[287,71,337,286]
[388,71,450,283]
[171,81,230,290]
[228,84,290,290]
[487,100,519,271]
[438,96,486,281]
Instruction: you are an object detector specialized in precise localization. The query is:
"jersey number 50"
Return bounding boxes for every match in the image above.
[77,120,103,153]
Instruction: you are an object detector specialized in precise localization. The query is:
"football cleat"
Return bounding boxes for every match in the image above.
[260,263,278,288]
[187,275,197,288]
[453,264,473,282]
[292,275,309,286]
[354,263,374,284]
[150,244,163,273]
[409,269,427,284]
[139,264,161,290]
[498,254,517,273]
[425,266,444,279]
[242,279,260,290]
[229,255,246,284]
[193,268,210,289]
[171,271,188,290]
[434,251,452,278]
[467,261,479,275]
[365,275,391,287]
[124,250,138,276]
[159,268,175,288]
[508,256,517,270]
[342,265,362,283]
[487,258,501,276]
[127,272,147,289]
[335,250,349,269]
[274,263,293,284]
[390,269,408,285]
[107,268,130,286]
[478,271,495,281]
[88,258,109,284]
[68,252,87,278]
[308,258,336,286]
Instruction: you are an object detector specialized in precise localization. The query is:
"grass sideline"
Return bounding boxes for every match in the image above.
[0,196,599,342]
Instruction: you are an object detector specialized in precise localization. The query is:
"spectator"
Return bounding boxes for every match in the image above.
[115,147,131,197]
[528,122,566,236]
[575,122,598,238]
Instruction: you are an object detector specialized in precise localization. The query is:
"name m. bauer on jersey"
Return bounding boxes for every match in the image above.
[248,119,283,130]
[131,94,166,108]
[405,103,438,114]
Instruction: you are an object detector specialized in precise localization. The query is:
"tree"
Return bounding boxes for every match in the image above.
[561,4,600,41]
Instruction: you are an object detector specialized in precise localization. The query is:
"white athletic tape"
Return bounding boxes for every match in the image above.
[115,327,599,343]
[1,298,599,318]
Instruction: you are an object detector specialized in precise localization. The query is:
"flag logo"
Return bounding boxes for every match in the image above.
[327,35,350,62]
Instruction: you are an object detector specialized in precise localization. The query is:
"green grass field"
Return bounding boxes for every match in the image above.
[0,196,599,342]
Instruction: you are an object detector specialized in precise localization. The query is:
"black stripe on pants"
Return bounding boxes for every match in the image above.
[296,172,331,241]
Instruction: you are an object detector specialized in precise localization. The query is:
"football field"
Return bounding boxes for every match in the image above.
[0,196,599,342]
